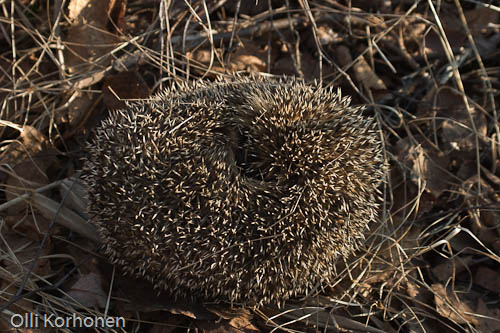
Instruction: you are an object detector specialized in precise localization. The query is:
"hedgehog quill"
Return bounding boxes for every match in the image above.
[82,77,387,306]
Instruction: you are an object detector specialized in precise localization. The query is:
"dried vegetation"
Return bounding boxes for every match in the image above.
[0,0,499,332]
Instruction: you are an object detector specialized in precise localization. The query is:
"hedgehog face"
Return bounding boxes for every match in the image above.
[82,77,387,306]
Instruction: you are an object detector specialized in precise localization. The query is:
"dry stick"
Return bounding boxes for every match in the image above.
[29,192,100,242]
[0,180,61,212]
[0,178,100,242]
[281,0,305,79]
[298,0,331,80]
[225,0,241,66]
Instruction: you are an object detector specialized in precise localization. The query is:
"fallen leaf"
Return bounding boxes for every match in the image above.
[0,125,50,165]
[61,0,127,124]
[0,125,58,215]
[273,52,318,81]
[205,305,252,321]
[5,214,54,242]
[196,319,259,333]
[65,0,122,73]
[185,48,225,77]
[432,283,478,326]
[66,272,108,308]
[115,274,217,320]
[432,256,472,283]
[1,229,52,278]
[474,266,500,293]
[353,55,387,91]
[423,7,467,58]
[395,136,453,199]
[436,88,487,153]
[465,7,499,36]
[227,39,273,73]
[335,44,353,68]
[148,315,186,333]
[59,176,89,220]
[305,24,342,49]
[475,299,500,332]
[102,71,150,110]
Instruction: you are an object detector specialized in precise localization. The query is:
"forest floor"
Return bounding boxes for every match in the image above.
[0,0,499,332]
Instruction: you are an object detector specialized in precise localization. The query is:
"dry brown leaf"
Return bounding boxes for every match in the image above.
[59,176,89,220]
[436,88,487,153]
[475,299,500,332]
[353,55,387,91]
[102,71,150,110]
[228,316,259,333]
[395,136,452,199]
[65,0,121,72]
[116,275,217,320]
[432,283,478,326]
[273,52,318,81]
[474,266,500,293]
[432,256,472,283]
[0,125,50,165]
[335,44,353,68]
[205,305,252,321]
[4,160,50,216]
[227,39,270,73]
[61,0,127,124]
[186,40,272,76]
[4,214,54,242]
[0,126,57,215]
[465,7,499,36]
[148,316,186,333]
[1,229,52,278]
[196,318,259,333]
[28,192,100,242]
[195,308,258,332]
[185,48,226,77]
[423,9,466,58]
[65,272,107,308]
[303,24,342,50]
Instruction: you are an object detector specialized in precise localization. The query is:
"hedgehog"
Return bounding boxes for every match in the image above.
[82,76,387,306]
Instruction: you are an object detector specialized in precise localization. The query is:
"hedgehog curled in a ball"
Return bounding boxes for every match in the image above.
[82,77,386,306]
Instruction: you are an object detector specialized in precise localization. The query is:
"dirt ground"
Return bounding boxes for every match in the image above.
[0,0,499,332]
